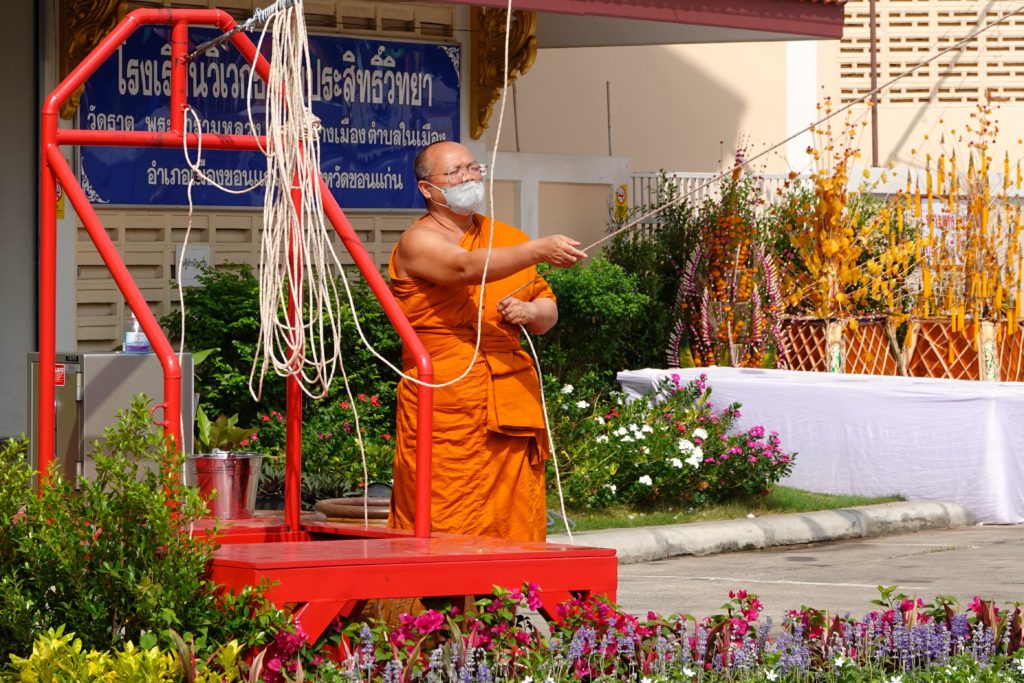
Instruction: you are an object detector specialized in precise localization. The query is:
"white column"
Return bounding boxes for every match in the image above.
[785,41,818,173]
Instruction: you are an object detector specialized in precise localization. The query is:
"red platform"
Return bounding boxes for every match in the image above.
[204,517,618,642]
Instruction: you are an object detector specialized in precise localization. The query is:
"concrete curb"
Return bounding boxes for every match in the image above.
[547,501,976,565]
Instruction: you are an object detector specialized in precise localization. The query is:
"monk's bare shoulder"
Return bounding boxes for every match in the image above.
[394,217,461,279]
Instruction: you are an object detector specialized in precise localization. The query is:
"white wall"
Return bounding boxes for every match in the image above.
[495,42,791,174]
[0,0,39,437]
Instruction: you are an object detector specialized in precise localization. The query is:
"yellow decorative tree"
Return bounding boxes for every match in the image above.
[777,100,923,322]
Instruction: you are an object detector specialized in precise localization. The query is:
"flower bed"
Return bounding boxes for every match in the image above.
[548,373,795,510]
[303,585,1024,682]
[17,584,1024,682]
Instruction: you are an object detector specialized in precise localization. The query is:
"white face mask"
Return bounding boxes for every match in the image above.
[428,180,485,216]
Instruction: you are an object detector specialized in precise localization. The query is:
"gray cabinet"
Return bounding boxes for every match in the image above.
[28,352,194,484]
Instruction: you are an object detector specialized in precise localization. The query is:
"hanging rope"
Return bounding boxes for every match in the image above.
[248,1,348,402]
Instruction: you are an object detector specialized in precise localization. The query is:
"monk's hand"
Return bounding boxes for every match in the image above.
[497,297,534,326]
[535,235,587,268]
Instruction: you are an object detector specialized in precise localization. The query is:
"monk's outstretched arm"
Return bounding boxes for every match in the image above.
[395,228,585,287]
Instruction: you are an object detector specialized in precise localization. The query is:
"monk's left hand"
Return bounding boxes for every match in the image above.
[497,297,533,326]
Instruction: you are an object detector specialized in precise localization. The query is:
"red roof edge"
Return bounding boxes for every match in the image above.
[434,0,846,40]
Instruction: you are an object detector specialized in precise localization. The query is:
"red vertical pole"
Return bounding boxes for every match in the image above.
[284,180,304,533]
[38,118,57,483]
[414,385,432,537]
[170,19,188,134]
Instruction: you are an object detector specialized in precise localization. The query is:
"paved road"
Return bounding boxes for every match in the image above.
[615,525,1023,622]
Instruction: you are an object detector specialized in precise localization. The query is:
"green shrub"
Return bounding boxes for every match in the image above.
[255,391,395,506]
[0,397,289,662]
[603,177,701,370]
[161,265,401,428]
[7,626,245,682]
[535,257,650,390]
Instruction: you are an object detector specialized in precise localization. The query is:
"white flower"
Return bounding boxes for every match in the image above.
[522,678,533,683]
[595,416,606,425]
[680,667,696,678]
[561,384,574,395]
[764,671,779,681]
[692,427,708,440]
[621,435,634,443]
[638,474,653,486]
[595,435,609,443]
[604,483,617,494]
[670,457,684,469]
[641,446,650,454]
[614,427,628,437]
[641,424,654,433]
[834,656,849,669]
[575,400,589,409]
[888,676,903,683]
[641,677,654,683]
[685,448,703,468]
[677,438,695,453]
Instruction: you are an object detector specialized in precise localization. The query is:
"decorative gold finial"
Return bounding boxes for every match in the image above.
[59,0,127,120]
[469,7,537,140]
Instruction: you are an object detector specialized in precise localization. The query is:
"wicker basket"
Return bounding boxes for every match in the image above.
[1000,323,1024,382]
[780,317,903,375]
[902,318,1000,381]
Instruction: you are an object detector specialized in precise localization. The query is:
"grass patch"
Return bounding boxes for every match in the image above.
[547,486,903,534]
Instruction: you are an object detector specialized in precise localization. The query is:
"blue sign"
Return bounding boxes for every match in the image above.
[79,27,460,209]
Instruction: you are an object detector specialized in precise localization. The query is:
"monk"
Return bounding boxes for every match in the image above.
[387,141,587,542]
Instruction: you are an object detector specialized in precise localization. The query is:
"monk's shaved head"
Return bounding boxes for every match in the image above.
[414,141,469,180]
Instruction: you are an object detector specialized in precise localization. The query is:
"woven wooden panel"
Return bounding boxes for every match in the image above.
[1000,323,1024,382]
[845,319,902,376]
[904,318,980,380]
[779,318,828,372]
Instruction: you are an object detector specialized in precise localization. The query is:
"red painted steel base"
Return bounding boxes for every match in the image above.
[207,518,618,643]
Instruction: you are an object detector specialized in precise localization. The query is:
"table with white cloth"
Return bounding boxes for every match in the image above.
[616,367,1024,524]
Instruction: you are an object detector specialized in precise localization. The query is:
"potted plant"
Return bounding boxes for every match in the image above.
[903,98,1024,381]
[768,101,923,375]
[185,406,261,519]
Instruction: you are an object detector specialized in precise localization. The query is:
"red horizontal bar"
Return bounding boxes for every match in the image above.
[56,129,268,151]
[42,9,236,120]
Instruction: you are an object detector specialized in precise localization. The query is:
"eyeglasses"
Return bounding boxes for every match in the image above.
[421,163,487,186]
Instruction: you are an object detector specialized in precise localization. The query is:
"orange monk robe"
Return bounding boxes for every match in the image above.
[387,215,553,542]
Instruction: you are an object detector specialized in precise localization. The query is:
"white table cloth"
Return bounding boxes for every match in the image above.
[617,367,1024,524]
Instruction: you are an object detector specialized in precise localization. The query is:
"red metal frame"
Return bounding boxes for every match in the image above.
[39,8,434,535]
[40,10,618,640]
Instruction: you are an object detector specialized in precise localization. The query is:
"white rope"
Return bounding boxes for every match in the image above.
[248,1,345,402]
[521,326,573,544]
[236,1,385,520]
[178,106,268,456]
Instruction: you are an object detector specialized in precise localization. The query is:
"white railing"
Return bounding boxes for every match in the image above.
[629,171,797,232]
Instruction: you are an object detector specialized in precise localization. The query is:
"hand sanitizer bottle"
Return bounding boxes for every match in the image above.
[123,312,152,353]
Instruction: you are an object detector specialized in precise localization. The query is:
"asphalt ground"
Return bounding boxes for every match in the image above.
[613,524,1024,622]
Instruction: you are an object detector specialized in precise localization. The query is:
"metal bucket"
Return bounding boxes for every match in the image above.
[185,451,263,519]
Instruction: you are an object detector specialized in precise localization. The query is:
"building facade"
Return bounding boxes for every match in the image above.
[7,0,843,438]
